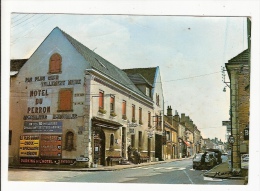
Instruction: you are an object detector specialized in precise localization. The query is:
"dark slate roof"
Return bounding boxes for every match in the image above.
[10,59,28,71]
[59,28,150,100]
[126,73,153,87]
[122,67,157,85]
[228,49,249,63]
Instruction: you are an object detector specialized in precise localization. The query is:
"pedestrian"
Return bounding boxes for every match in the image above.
[127,145,132,161]
[133,149,141,164]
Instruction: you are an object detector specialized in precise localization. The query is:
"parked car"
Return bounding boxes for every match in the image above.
[206,149,222,164]
[192,153,204,169]
[241,154,249,169]
[205,152,218,169]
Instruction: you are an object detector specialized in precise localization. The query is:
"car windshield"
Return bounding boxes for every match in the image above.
[194,154,202,159]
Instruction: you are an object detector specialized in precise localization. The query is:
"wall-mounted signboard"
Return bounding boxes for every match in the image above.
[40,134,62,158]
[19,135,40,157]
[24,121,62,133]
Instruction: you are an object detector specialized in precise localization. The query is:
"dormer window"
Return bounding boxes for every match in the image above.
[146,87,150,97]
[49,53,62,73]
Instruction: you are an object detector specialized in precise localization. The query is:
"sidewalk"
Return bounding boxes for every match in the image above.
[9,157,187,172]
[203,161,245,180]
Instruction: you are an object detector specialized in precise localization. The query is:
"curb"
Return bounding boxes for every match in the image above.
[8,158,190,172]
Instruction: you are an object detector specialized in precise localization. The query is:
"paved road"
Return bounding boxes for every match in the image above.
[8,159,244,185]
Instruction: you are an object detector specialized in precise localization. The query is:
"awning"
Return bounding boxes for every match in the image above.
[92,117,123,130]
[183,141,190,147]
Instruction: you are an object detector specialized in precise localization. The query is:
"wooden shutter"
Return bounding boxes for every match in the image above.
[49,53,61,73]
[99,91,104,108]
[59,89,72,111]
[122,101,126,115]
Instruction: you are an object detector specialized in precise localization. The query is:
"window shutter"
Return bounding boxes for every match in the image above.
[49,53,61,73]
[59,89,72,111]
[99,91,104,108]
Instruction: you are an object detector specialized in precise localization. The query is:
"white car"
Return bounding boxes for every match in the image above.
[241,155,249,169]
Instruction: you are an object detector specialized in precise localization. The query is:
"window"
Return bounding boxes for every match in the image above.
[110,96,115,113]
[146,87,150,97]
[99,90,104,109]
[156,94,160,106]
[110,134,114,148]
[49,53,62,73]
[131,134,135,148]
[132,104,136,122]
[59,89,73,111]
[139,107,142,124]
[166,131,170,141]
[148,112,151,127]
[154,115,161,130]
[65,131,74,151]
[9,130,12,145]
[122,100,126,119]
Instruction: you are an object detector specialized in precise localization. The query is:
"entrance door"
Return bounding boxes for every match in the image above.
[93,129,106,166]
[122,127,126,158]
[155,134,162,160]
[148,138,151,157]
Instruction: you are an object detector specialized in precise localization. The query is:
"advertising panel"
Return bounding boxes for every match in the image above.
[19,135,40,157]
[24,121,62,133]
[40,134,62,158]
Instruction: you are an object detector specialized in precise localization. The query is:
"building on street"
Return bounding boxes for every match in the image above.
[9,27,164,167]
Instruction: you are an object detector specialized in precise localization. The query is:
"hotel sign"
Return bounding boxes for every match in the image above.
[24,121,62,133]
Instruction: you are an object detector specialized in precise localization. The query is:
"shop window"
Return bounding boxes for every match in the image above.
[49,53,62,73]
[65,131,74,151]
[9,130,12,145]
[58,89,73,111]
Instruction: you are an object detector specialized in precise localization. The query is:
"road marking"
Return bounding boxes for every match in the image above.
[204,177,223,182]
[130,166,185,171]
[183,169,194,184]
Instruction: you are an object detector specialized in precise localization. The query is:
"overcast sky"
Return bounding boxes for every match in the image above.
[10,13,248,141]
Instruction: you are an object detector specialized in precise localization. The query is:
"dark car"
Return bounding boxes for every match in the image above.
[192,153,204,169]
[205,152,218,169]
[206,149,222,164]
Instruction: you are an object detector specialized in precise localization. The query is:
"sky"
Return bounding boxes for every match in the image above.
[9,14,248,142]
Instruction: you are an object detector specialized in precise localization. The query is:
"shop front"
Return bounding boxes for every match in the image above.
[92,117,122,166]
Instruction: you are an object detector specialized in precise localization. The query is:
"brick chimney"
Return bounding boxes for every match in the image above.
[167,106,172,116]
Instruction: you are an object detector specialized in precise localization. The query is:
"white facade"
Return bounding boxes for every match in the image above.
[9,27,164,167]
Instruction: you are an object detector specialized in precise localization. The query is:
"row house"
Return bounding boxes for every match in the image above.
[9,27,164,167]
[225,50,250,172]
[164,107,202,158]
[163,106,178,159]
[225,19,250,175]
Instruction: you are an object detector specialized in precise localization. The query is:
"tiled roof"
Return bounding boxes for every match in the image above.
[59,28,150,100]
[123,67,157,85]
[10,59,28,71]
[228,49,249,63]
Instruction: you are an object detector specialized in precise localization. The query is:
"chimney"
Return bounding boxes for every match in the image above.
[181,113,185,123]
[167,106,172,116]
